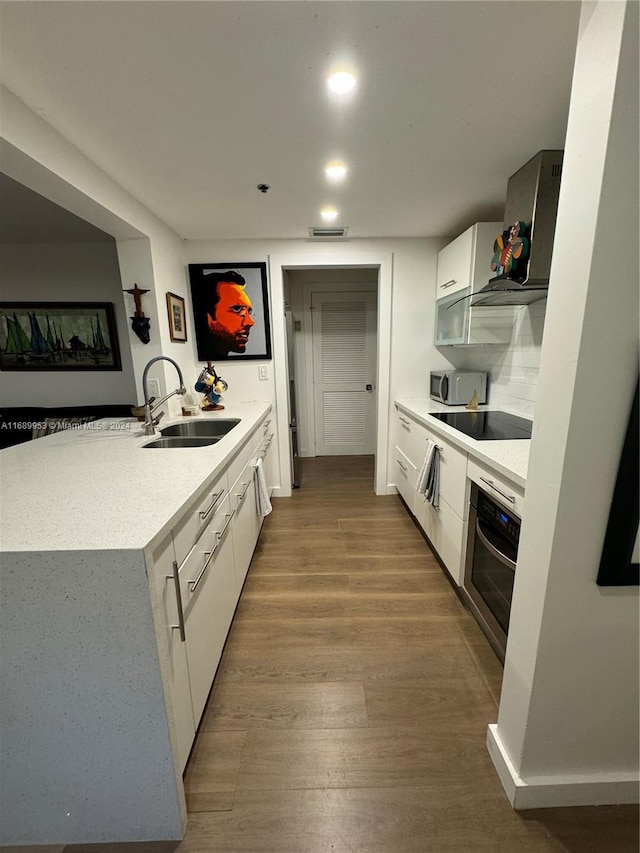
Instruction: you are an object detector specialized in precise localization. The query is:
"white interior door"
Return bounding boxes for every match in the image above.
[311,290,377,456]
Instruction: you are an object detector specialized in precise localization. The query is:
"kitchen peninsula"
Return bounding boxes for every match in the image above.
[0,402,273,845]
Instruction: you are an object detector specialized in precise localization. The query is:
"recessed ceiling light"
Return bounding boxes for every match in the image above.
[327,71,356,94]
[325,162,348,181]
[320,207,338,222]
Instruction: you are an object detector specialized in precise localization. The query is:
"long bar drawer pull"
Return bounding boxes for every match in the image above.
[440,278,457,289]
[236,480,251,503]
[189,549,215,593]
[214,511,235,548]
[199,489,225,520]
[397,458,408,472]
[167,560,186,642]
[480,476,516,504]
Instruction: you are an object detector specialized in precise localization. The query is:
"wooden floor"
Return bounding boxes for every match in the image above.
[176,456,638,853]
[20,456,638,853]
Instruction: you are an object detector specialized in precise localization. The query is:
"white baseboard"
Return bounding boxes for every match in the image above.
[487,724,640,810]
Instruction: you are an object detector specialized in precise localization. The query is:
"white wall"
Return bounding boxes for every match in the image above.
[489,0,639,808]
[0,241,137,407]
[0,87,194,411]
[186,237,443,494]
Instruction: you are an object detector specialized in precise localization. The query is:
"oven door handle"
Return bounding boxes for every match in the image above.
[475,518,517,572]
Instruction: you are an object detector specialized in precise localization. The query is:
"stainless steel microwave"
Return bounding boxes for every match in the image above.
[430,370,487,406]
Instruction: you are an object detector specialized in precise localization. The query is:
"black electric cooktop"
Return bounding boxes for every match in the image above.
[431,410,533,441]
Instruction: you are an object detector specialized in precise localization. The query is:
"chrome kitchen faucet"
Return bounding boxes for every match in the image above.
[141,356,187,435]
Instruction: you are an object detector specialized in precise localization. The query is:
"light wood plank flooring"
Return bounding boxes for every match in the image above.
[177,456,638,852]
[18,456,638,853]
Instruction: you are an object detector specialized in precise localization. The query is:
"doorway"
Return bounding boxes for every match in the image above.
[269,252,393,498]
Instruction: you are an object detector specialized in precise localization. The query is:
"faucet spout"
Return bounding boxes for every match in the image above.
[141,356,186,435]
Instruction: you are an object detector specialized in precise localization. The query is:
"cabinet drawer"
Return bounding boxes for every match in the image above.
[231,464,260,594]
[416,495,466,585]
[467,458,525,516]
[396,409,429,469]
[394,446,417,515]
[227,417,270,490]
[178,493,235,610]
[172,471,229,567]
[423,428,469,518]
[180,493,236,726]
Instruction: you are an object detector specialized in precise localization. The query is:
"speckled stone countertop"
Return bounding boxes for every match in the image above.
[395,397,530,489]
[0,401,271,553]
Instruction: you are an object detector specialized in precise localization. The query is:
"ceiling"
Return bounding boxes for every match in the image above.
[0,1,581,242]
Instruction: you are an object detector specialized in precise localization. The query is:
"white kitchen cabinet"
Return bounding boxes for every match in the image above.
[260,422,276,495]
[229,411,273,594]
[149,533,195,774]
[231,460,260,594]
[180,492,237,726]
[415,496,467,584]
[436,222,501,297]
[394,405,469,585]
[435,221,514,347]
[394,446,417,513]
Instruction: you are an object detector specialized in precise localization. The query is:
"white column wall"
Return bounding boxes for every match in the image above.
[489,0,639,809]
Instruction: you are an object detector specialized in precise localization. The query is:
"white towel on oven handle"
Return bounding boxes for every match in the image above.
[254,457,272,517]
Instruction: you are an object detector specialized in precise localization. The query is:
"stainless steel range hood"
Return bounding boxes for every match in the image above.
[470,150,564,307]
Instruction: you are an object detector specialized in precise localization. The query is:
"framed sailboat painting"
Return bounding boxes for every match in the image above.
[0,302,122,371]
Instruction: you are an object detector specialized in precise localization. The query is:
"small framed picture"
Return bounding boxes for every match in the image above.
[166,292,187,343]
[188,262,272,361]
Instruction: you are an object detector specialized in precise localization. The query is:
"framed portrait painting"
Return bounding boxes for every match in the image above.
[0,302,121,371]
[188,262,272,361]
[166,292,187,342]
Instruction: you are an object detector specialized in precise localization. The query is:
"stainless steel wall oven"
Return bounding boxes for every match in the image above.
[463,482,521,662]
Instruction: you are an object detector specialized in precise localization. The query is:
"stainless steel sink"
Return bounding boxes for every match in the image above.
[159,418,240,438]
[142,436,222,449]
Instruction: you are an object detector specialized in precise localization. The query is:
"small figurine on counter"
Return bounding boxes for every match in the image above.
[195,361,228,410]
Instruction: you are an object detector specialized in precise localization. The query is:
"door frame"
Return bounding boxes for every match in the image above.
[268,252,393,497]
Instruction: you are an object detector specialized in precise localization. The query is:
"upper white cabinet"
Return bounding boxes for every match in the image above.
[435,222,514,347]
[436,222,501,297]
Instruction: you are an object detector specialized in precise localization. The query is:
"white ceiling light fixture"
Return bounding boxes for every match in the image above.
[320,207,339,222]
[325,162,348,181]
[327,71,356,94]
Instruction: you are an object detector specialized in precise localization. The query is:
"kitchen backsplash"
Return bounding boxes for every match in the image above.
[453,302,546,418]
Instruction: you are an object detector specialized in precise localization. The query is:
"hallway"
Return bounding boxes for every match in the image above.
[178,456,638,852]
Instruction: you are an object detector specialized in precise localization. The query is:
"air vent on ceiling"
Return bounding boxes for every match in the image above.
[308,226,349,239]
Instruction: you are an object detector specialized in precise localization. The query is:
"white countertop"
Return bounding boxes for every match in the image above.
[395,397,530,489]
[0,401,271,553]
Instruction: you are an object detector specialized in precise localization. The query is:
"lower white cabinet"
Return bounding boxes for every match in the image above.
[415,493,467,585]
[231,460,261,594]
[150,533,195,774]
[394,446,417,514]
[394,405,469,585]
[181,492,237,726]
[152,410,274,772]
